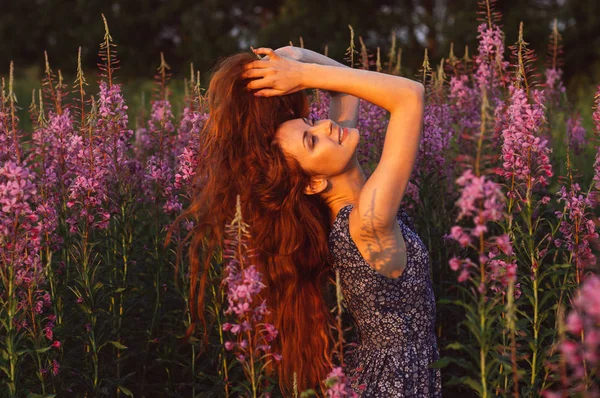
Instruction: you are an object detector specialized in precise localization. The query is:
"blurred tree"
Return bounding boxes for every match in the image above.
[0,0,597,88]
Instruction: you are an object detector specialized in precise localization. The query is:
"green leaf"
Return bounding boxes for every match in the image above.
[117,385,133,397]
[109,341,128,349]
[430,357,451,369]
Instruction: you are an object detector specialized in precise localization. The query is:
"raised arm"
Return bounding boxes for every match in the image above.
[274,46,359,128]
[244,48,424,229]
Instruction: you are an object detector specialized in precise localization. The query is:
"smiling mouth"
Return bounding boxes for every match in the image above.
[338,125,343,144]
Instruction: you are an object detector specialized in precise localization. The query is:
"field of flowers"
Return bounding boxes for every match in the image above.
[1,0,600,396]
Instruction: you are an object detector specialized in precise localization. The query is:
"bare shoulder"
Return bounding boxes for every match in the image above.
[348,205,407,279]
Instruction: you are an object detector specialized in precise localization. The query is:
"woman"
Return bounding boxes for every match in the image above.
[182,46,441,396]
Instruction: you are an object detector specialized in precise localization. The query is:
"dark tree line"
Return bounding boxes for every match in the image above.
[1,0,598,87]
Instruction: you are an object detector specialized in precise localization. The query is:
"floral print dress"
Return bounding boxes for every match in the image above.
[328,204,442,397]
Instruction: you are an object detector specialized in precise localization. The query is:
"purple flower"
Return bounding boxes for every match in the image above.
[544,68,566,107]
[565,113,586,155]
[593,86,600,191]
[221,198,280,384]
[554,184,598,270]
[473,23,510,94]
[500,86,553,200]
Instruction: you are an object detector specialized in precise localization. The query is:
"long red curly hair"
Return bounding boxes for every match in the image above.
[175,52,335,394]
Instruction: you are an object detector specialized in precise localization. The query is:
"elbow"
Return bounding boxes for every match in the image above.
[414,82,425,99]
[410,82,425,103]
[390,82,425,114]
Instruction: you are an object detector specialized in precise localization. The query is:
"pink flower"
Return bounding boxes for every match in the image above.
[566,113,586,155]
[495,235,513,256]
[324,367,359,397]
[500,86,553,197]
[450,226,472,247]
[458,269,470,283]
[51,359,60,376]
[449,257,461,271]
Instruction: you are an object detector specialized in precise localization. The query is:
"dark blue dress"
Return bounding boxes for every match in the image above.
[328,204,442,397]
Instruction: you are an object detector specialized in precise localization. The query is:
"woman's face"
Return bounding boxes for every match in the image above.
[276,117,359,181]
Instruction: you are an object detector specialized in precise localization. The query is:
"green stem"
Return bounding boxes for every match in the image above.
[480,294,488,398]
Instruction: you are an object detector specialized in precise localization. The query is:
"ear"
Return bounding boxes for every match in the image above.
[303,177,328,196]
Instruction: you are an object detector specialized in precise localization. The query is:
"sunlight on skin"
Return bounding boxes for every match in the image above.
[276,118,408,278]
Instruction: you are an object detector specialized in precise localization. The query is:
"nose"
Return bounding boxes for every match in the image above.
[315,119,334,137]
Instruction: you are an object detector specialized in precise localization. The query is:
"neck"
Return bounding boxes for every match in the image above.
[321,158,367,224]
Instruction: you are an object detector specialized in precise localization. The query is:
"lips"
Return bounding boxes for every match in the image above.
[338,125,344,144]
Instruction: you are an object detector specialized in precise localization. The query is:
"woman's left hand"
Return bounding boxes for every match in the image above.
[242,47,308,97]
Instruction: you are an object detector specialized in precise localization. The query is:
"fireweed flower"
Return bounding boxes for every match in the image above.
[221,198,280,390]
[593,86,600,191]
[324,367,359,398]
[143,99,181,216]
[173,108,208,210]
[308,90,331,122]
[543,68,566,107]
[449,75,481,134]
[0,103,16,163]
[356,101,388,171]
[0,161,43,287]
[558,274,600,390]
[554,184,598,270]
[96,81,140,214]
[565,113,586,156]
[500,86,553,202]
[97,81,135,172]
[447,169,516,292]
[473,23,510,95]
[416,102,455,177]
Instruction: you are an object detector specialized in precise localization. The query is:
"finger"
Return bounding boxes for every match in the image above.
[246,77,274,90]
[254,89,285,98]
[241,68,272,79]
[252,47,277,58]
[243,60,271,70]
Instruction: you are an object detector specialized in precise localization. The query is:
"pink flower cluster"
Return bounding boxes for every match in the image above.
[565,113,586,155]
[97,81,135,179]
[356,101,388,169]
[474,23,510,93]
[324,367,359,398]
[417,103,455,176]
[308,90,331,122]
[557,274,600,394]
[143,99,181,215]
[593,86,600,191]
[449,75,481,135]
[500,86,553,199]
[0,99,20,163]
[173,109,207,195]
[0,161,43,287]
[447,169,517,292]
[222,262,280,363]
[221,208,281,371]
[555,183,599,270]
[544,68,566,107]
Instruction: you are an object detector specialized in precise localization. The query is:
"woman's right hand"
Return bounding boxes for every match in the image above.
[242,47,308,97]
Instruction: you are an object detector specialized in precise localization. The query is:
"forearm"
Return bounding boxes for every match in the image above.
[294,48,360,127]
[301,63,423,114]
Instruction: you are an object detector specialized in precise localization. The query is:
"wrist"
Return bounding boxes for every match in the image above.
[300,63,321,90]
